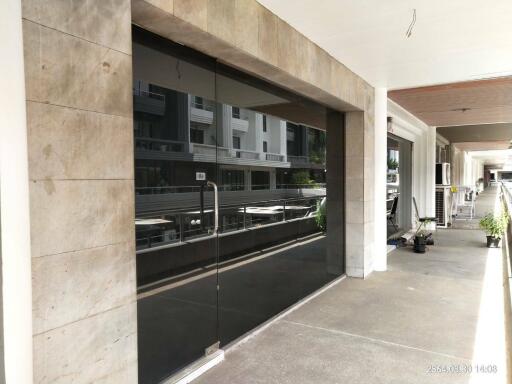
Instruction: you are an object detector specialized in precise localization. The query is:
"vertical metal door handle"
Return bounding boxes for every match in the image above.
[207,181,218,235]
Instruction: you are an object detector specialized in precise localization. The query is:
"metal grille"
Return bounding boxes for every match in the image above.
[435,190,445,226]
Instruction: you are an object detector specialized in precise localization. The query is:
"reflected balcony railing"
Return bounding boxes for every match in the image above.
[135,183,326,195]
[287,155,326,166]
[135,194,325,251]
[191,101,214,111]
[235,149,260,160]
[266,153,285,162]
[135,137,187,153]
[133,88,166,102]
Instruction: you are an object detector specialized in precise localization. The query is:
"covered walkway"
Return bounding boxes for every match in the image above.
[193,187,507,384]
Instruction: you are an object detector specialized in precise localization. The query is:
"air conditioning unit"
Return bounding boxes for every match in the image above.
[435,186,452,228]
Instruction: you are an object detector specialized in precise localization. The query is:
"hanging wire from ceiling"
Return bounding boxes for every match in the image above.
[405,9,417,38]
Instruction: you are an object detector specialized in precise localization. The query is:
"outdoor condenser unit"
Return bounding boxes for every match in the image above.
[435,186,452,228]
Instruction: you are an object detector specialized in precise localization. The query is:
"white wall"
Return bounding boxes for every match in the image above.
[451,145,484,188]
[387,100,436,227]
[0,0,34,382]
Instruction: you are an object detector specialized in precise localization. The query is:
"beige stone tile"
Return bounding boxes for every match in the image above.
[345,266,364,278]
[345,180,364,202]
[33,303,137,384]
[27,102,133,181]
[23,20,132,117]
[146,0,174,14]
[131,0,171,26]
[346,223,364,244]
[234,0,259,56]
[277,19,300,78]
[22,0,132,54]
[95,363,138,384]
[345,132,364,157]
[30,179,134,257]
[346,201,365,224]
[345,244,364,269]
[345,111,364,136]
[32,241,136,334]
[207,0,236,45]
[258,5,278,66]
[174,0,207,30]
[345,156,364,179]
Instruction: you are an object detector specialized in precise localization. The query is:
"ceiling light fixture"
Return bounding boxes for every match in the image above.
[405,9,417,38]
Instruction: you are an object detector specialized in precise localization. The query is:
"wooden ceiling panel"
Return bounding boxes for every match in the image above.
[389,77,512,127]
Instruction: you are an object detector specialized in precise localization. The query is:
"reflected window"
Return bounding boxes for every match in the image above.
[232,106,240,119]
[191,128,204,144]
[252,171,270,190]
[233,136,241,150]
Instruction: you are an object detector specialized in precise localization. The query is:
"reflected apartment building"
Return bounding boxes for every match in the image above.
[133,78,327,250]
[132,30,339,384]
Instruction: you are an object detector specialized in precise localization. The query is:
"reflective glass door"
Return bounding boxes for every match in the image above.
[133,27,345,382]
[133,29,220,384]
[215,65,342,347]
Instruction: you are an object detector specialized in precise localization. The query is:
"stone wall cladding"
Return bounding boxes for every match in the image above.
[21,0,137,382]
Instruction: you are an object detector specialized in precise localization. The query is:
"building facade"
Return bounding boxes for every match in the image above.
[0,0,404,383]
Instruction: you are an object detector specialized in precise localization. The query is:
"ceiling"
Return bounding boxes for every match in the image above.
[469,149,512,166]
[452,141,511,152]
[388,77,512,126]
[437,122,512,143]
[257,0,512,90]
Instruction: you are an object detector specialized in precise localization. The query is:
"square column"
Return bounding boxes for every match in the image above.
[344,106,375,277]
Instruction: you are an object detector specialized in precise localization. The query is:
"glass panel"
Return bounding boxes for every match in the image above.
[215,63,341,347]
[133,29,219,384]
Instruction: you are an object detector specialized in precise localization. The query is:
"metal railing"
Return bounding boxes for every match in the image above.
[135,137,186,153]
[135,183,325,195]
[266,153,285,162]
[234,149,260,159]
[136,194,325,251]
[191,101,214,111]
[133,88,165,102]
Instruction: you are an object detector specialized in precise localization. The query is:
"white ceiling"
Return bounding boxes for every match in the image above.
[257,0,512,90]
[469,149,512,167]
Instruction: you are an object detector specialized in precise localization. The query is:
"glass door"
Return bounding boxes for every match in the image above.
[215,65,342,347]
[133,29,220,384]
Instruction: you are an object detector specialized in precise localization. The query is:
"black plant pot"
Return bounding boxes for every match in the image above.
[413,236,426,253]
[486,236,501,248]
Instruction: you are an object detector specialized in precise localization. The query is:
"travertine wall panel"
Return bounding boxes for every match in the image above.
[27,102,133,180]
[22,0,137,382]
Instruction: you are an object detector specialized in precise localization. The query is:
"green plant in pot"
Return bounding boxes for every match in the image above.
[479,211,510,247]
[413,218,434,253]
[387,158,399,171]
[315,199,326,232]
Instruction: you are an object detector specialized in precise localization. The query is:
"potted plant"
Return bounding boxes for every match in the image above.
[315,199,326,232]
[387,158,399,171]
[479,212,510,247]
[413,216,435,253]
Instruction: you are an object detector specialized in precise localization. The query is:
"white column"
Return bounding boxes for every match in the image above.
[373,88,388,271]
[279,120,287,160]
[425,126,437,217]
[0,0,34,383]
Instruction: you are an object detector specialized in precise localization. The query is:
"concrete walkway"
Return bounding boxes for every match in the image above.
[193,187,507,384]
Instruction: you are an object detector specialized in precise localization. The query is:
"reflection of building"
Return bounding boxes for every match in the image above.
[133,81,326,195]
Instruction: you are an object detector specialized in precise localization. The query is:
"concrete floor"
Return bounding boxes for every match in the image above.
[452,186,497,229]
[193,187,507,384]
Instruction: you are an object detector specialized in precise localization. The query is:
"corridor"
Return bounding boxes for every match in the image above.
[193,188,507,384]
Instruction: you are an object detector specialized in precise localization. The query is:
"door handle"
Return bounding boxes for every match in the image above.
[207,181,219,235]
